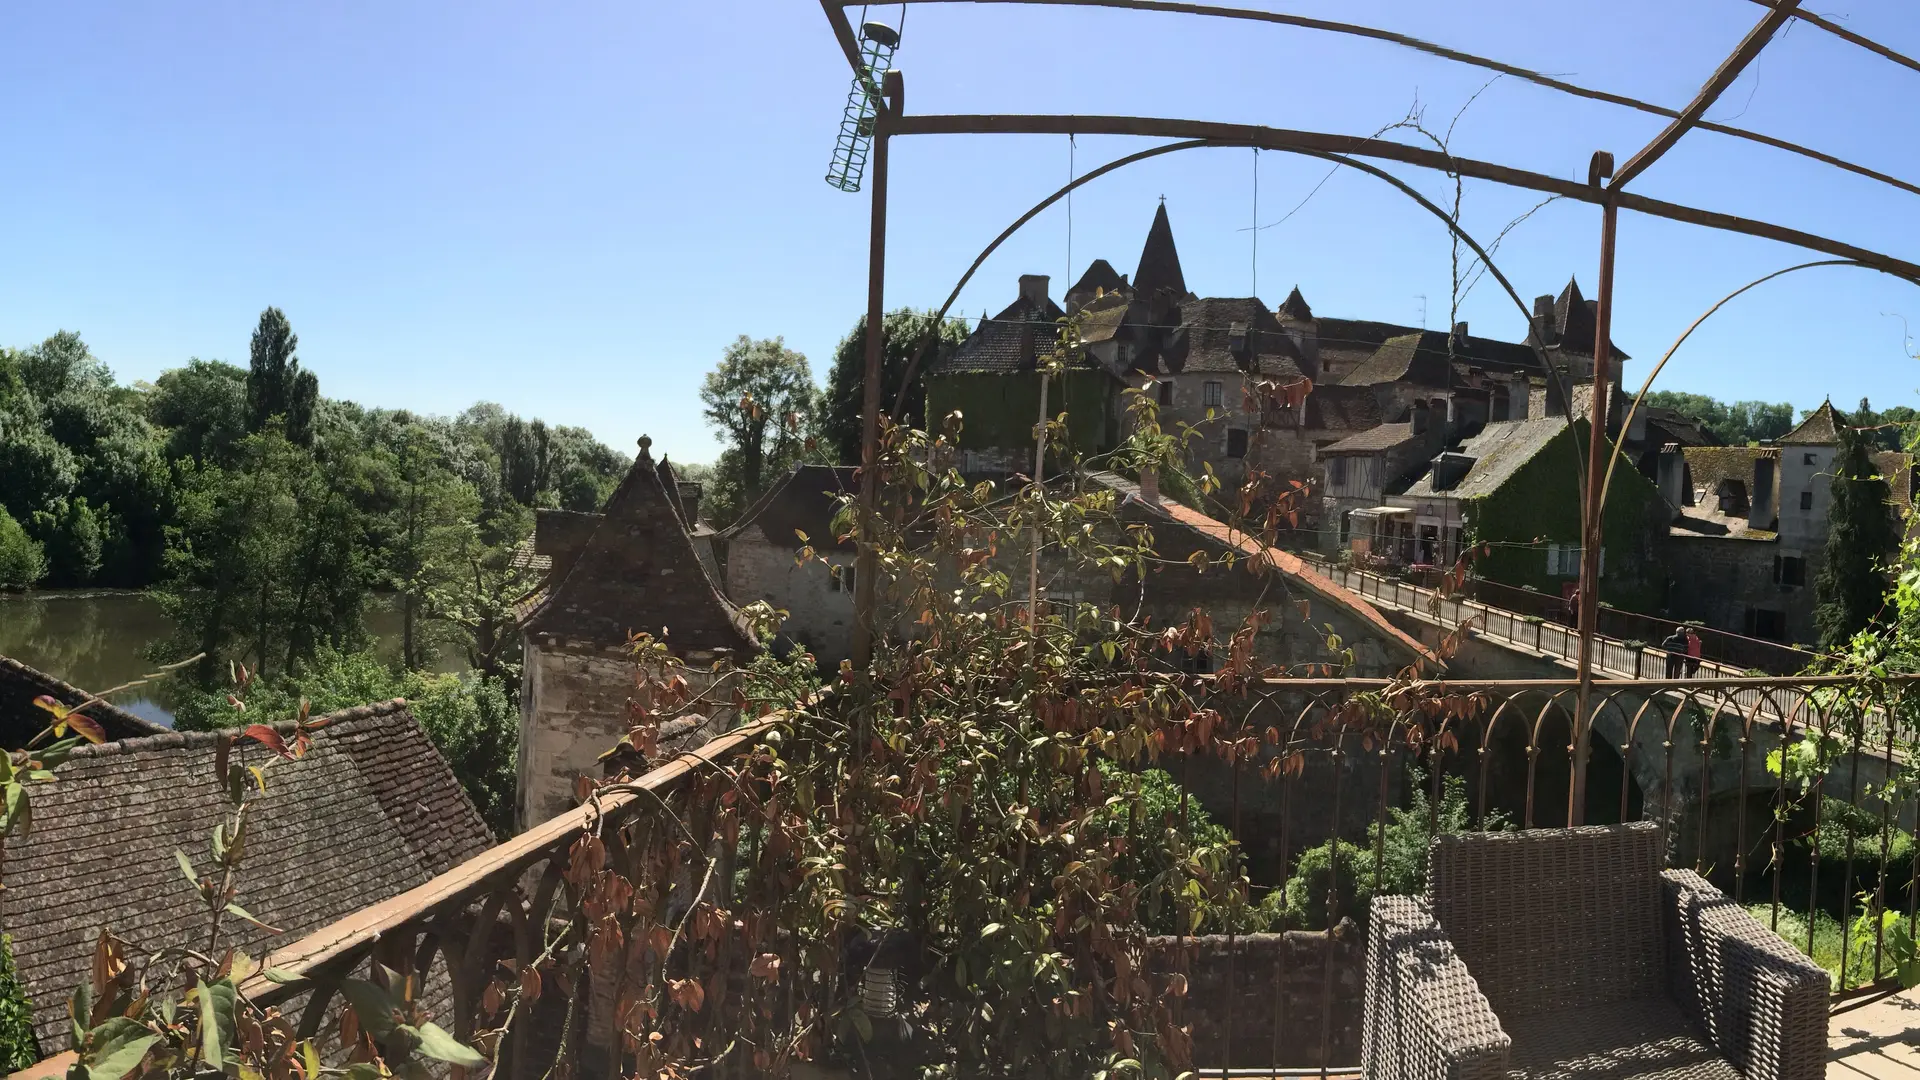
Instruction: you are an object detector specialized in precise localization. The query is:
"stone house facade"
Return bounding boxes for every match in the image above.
[718,464,860,666]
[516,437,754,829]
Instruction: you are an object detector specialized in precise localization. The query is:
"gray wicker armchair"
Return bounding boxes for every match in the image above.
[1362,822,1829,1080]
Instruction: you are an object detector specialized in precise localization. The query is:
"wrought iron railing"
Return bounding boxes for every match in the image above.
[18,674,1920,1078]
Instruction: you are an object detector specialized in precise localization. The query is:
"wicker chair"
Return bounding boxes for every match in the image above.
[1361,822,1829,1080]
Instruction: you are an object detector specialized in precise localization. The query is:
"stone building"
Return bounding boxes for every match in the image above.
[718,464,860,665]
[1664,401,1913,643]
[1316,419,1445,554]
[516,437,755,829]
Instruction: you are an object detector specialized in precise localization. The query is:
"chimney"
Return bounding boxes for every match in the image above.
[1508,374,1530,420]
[1138,466,1160,504]
[678,481,704,524]
[1749,454,1776,531]
[1411,400,1430,436]
[1450,320,1468,351]
[1019,274,1051,308]
[1655,443,1685,512]
[1531,295,1558,346]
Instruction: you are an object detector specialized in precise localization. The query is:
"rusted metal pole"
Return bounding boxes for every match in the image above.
[1570,152,1618,826]
[851,78,896,671]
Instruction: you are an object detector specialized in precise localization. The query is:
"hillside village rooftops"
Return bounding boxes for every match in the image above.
[0,699,493,1051]
[1163,297,1307,378]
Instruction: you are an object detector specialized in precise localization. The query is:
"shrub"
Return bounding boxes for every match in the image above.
[0,934,36,1071]
[1281,840,1372,930]
[0,508,44,588]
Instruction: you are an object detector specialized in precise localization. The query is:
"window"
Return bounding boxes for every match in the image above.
[1156,379,1173,406]
[1804,453,1817,466]
[1547,545,1605,577]
[1327,456,1349,487]
[1799,490,1814,511]
[829,562,855,594]
[1202,381,1224,408]
[1226,428,1249,458]
[1773,555,1806,587]
[1747,607,1786,641]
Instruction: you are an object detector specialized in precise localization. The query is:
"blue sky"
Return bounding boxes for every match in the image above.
[1,2,1917,462]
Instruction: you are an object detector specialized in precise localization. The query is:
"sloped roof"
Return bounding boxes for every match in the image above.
[1401,417,1570,500]
[1779,400,1840,446]
[1683,445,1776,495]
[1304,383,1383,432]
[1340,331,1456,389]
[1163,297,1306,378]
[522,443,754,653]
[937,291,1068,374]
[0,656,168,749]
[1322,422,1419,455]
[0,700,493,1051]
[1276,286,1313,321]
[1873,451,1915,509]
[1068,259,1127,303]
[1543,278,1631,361]
[1133,203,1188,300]
[1076,291,1132,345]
[721,464,859,551]
[1086,472,1438,671]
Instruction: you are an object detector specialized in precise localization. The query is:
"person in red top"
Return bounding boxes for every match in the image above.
[1684,626,1703,676]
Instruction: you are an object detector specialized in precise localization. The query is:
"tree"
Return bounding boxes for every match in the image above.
[0,508,44,588]
[1643,391,1796,445]
[816,309,969,465]
[381,424,482,670]
[698,336,815,519]
[1848,396,1919,451]
[147,359,249,464]
[427,507,536,685]
[245,307,317,443]
[1815,424,1900,647]
[32,497,103,586]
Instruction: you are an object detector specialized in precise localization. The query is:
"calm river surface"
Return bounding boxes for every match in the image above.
[0,591,429,726]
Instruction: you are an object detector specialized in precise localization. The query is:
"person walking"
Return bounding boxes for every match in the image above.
[1662,628,1688,679]
[1685,626,1703,677]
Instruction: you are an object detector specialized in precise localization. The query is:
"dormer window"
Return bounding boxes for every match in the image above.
[1202,381,1224,408]
[1228,321,1249,360]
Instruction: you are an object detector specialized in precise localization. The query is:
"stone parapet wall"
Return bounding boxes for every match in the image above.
[1146,929,1365,1067]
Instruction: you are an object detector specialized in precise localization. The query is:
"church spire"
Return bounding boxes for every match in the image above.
[1133,202,1187,300]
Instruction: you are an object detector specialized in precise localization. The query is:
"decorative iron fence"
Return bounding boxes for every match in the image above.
[17,675,1920,1079]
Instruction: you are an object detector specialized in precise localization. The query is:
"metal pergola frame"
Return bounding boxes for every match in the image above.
[819,0,1920,824]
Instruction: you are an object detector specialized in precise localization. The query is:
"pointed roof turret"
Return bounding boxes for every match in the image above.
[1276,285,1314,322]
[1779,399,1840,446]
[1133,203,1188,300]
[522,436,754,654]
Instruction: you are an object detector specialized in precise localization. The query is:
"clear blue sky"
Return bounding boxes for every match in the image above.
[2,1,1917,463]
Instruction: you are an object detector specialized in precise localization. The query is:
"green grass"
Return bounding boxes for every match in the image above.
[1745,902,1905,990]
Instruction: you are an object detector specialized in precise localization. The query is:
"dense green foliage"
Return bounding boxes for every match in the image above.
[1642,391,1796,445]
[0,933,36,1071]
[698,336,817,527]
[1849,396,1920,451]
[816,309,969,465]
[0,508,45,589]
[1816,424,1899,647]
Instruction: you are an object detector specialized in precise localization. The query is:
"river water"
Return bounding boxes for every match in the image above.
[0,591,431,726]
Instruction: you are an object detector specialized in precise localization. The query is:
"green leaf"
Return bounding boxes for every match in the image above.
[263,968,303,984]
[225,903,282,934]
[69,983,92,1052]
[979,923,1004,939]
[341,978,400,1038]
[6,782,31,838]
[342,1065,383,1080]
[411,1022,485,1067]
[848,1007,873,1042]
[86,1018,158,1080]
[196,981,225,1069]
[174,851,198,887]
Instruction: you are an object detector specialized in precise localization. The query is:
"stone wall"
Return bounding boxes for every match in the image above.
[724,533,857,665]
[1146,930,1365,1068]
[1665,533,1813,643]
[515,639,732,829]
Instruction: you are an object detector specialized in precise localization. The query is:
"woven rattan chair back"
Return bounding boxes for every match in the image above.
[1428,822,1669,1020]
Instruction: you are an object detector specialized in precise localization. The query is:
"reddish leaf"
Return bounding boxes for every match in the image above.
[66,712,107,744]
[242,724,292,759]
[31,695,70,720]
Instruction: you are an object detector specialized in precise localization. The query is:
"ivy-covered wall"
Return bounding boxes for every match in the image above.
[0,933,37,1071]
[925,370,1120,458]
[1461,420,1666,612]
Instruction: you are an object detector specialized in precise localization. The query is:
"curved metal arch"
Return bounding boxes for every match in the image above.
[890,136,1573,449]
[1600,259,1920,509]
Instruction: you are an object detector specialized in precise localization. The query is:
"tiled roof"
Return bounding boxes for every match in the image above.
[937,292,1068,374]
[1873,451,1915,509]
[1339,331,1455,389]
[1133,204,1188,300]
[1401,417,1570,500]
[1067,259,1126,305]
[1318,319,1540,382]
[1682,445,1776,498]
[1304,383,1383,432]
[721,464,859,551]
[1322,422,1418,454]
[522,446,755,653]
[0,656,168,749]
[1086,472,1439,671]
[1165,297,1306,378]
[0,700,493,1051]
[1275,286,1313,322]
[1076,291,1131,345]
[1543,278,1631,361]
[1778,400,1840,446]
